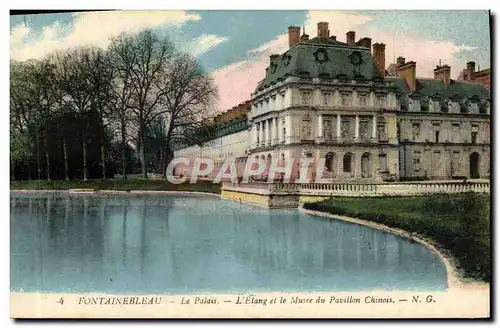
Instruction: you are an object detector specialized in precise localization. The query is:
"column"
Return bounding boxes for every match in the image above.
[372,115,377,139]
[262,121,266,146]
[286,114,292,143]
[336,114,341,139]
[355,115,359,139]
[273,117,278,144]
[318,114,323,138]
[254,123,258,147]
[259,121,264,146]
[270,119,275,145]
[267,119,272,145]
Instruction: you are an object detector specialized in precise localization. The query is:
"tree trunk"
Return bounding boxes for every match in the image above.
[44,133,51,181]
[10,159,15,181]
[158,148,163,175]
[62,137,69,181]
[27,160,32,181]
[101,142,106,181]
[82,130,88,181]
[101,129,106,181]
[121,120,127,180]
[36,131,41,181]
[139,127,147,179]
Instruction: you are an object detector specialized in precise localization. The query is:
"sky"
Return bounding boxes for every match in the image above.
[10,10,491,111]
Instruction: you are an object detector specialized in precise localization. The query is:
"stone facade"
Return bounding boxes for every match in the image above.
[174,22,491,182]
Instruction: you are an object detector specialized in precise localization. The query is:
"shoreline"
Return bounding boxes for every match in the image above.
[10,189,221,198]
[299,206,489,291]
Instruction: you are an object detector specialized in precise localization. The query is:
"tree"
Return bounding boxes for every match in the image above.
[10,59,56,181]
[53,47,114,180]
[108,58,134,180]
[109,29,174,179]
[155,52,219,178]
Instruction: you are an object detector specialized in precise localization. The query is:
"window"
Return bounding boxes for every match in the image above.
[341,93,351,107]
[301,119,312,140]
[358,94,368,107]
[377,122,387,141]
[343,153,352,173]
[281,93,286,107]
[322,92,332,106]
[360,120,369,140]
[376,94,387,108]
[282,127,286,142]
[379,154,388,172]
[323,120,333,140]
[325,152,334,172]
[301,91,312,105]
[435,131,440,143]
[413,151,421,171]
[471,132,477,144]
[412,123,421,141]
[441,102,449,113]
[341,120,351,138]
[471,124,478,144]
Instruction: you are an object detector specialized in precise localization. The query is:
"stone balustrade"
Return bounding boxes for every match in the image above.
[222,180,490,197]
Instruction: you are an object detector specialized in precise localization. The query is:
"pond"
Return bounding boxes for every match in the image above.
[10,192,448,294]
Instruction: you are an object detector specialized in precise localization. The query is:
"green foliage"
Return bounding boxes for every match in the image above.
[304,193,491,282]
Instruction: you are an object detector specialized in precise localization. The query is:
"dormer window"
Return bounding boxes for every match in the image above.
[460,101,469,113]
[447,100,453,112]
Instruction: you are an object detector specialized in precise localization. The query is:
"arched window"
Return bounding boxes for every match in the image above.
[343,153,353,173]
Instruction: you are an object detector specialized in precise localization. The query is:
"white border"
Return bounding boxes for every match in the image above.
[3,3,498,326]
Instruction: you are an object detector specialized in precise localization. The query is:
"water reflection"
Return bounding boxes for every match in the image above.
[10,192,447,294]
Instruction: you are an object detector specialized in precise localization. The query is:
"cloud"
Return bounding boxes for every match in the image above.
[184,34,229,57]
[10,10,202,61]
[212,10,479,110]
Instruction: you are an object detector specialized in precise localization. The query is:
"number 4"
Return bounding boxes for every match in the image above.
[57,297,64,305]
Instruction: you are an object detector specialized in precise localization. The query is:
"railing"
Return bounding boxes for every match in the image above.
[222,180,490,197]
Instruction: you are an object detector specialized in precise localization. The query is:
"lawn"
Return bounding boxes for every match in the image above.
[303,193,491,282]
[10,179,222,194]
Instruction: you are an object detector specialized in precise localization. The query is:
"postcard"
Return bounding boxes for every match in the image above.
[9,9,491,319]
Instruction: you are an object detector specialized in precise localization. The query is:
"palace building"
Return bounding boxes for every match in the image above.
[174,22,491,182]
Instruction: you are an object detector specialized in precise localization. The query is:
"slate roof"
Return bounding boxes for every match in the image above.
[386,76,490,111]
[256,40,381,92]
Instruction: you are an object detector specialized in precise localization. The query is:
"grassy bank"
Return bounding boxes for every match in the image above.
[304,193,491,282]
[10,179,221,194]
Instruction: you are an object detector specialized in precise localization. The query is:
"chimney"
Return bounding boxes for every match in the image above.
[300,33,309,42]
[467,61,476,80]
[356,37,372,49]
[288,26,301,48]
[346,31,356,45]
[396,56,406,67]
[330,35,337,41]
[317,22,329,39]
[270,54,279,64]
[434,64,451,85]
[397,61,417,91]
[372,43,386,76]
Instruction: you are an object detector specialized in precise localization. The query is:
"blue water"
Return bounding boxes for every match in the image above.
[10,192,447,294]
